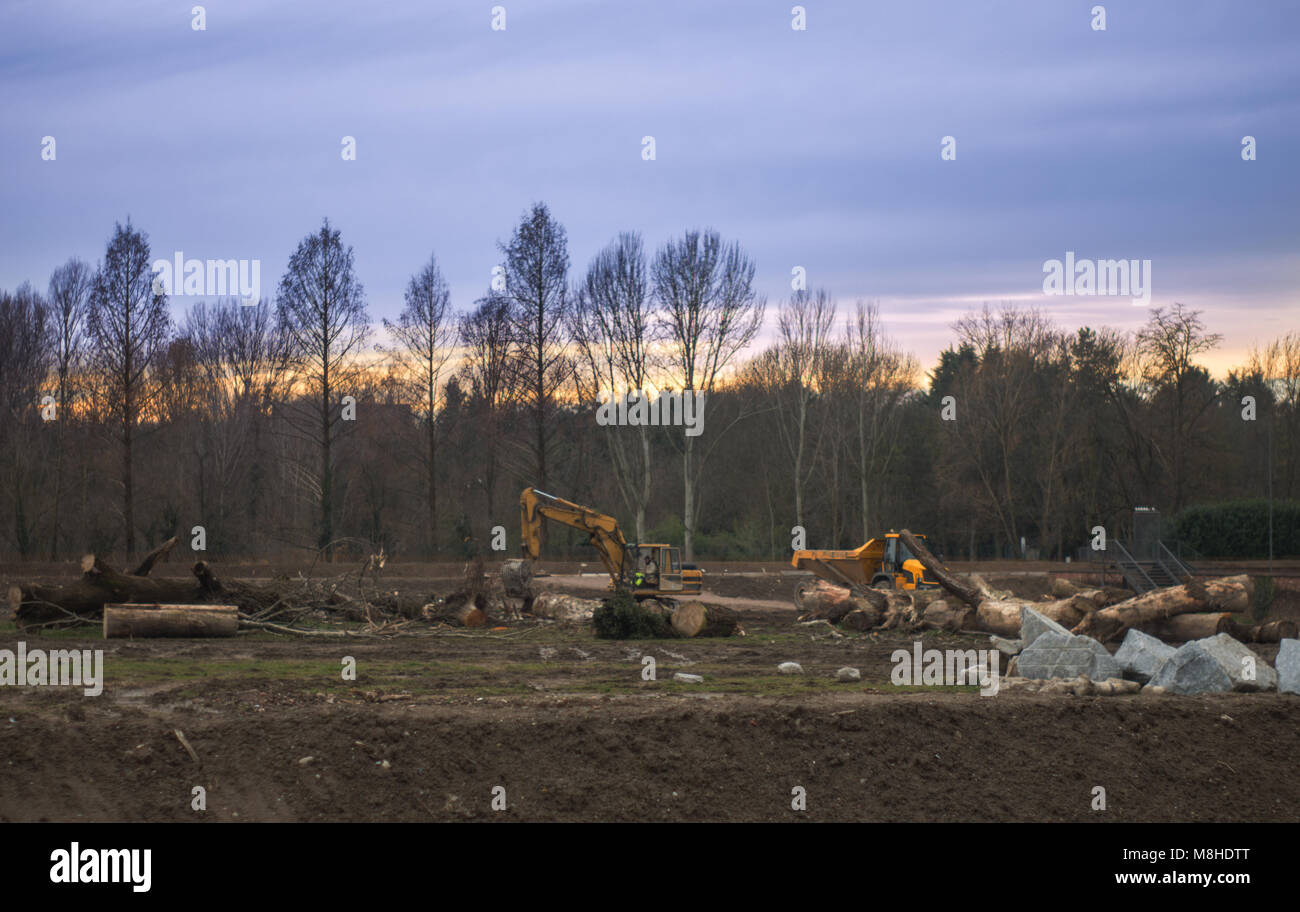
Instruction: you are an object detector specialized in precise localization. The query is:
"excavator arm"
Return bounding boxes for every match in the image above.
[519,488,629,583]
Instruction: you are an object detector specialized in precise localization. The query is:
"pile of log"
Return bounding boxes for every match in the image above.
[794,528,1291,646]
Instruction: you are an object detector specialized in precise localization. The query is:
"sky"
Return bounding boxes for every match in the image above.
[2,0,1297,380]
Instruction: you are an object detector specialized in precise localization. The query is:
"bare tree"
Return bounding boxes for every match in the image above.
[86,220,171,557]
[501,203,571,496]
[845,300,916,541]
[184,299,292,552]
[0,284,53,556]
[45,257,92,558]
[652,229,764,559]
[1246,331,1300,499]
[1134,303,1223,512]
[766,288,836,530]
[569,232,657,539]
[459,292,514,521]
[276,219,371,557]
[383,253,457,556]
[948,304,1054,553]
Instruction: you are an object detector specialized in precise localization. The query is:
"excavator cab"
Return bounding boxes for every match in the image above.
[623,544,695,594]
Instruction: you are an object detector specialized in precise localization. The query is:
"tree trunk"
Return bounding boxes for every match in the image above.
[104,604,238,638]
[670,601,742,637]
[683,435,695,561]
[898,529,982,607]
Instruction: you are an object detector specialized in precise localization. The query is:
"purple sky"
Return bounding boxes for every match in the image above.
[3,0,1297,378]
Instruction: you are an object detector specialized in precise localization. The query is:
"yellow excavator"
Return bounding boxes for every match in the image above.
[792,532,939,593]
[507,488,703,600]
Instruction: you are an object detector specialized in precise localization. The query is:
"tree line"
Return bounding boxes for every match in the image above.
[1,204,1296,564]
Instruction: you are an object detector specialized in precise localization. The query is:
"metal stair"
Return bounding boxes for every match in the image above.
[1111,539,1195,594]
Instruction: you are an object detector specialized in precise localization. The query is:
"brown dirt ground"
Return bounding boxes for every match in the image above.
[3,560,1298,822]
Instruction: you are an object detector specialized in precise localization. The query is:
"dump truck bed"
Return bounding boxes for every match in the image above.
[791,538,887,589]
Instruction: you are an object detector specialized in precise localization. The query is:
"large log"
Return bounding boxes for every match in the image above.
[796,580,885,623]
[671,601,742,638]
[528,592,601,624]
[11,555,225,628]
[103,603,238,638]
[973,594,1098,637]
[898,530,982,607]
[919,599,976,632]
[1141,613,1298,644]
[1070,575,1253,643]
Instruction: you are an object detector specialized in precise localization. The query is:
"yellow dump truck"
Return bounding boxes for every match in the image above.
[791,532,939,592]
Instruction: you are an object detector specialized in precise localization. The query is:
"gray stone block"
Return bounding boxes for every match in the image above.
[835,666,861,682]
[1020,607,1072,650]
[1114,628,1176,684]
[1149,642,1233,694]
[1194,633,1276,692]
[1277,639,1300,695]
[1017,631,1121,681]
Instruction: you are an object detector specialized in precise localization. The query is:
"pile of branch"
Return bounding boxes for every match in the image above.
[8,539,497,636]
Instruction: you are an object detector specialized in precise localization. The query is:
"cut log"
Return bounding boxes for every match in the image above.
[421,593,487,627]
[1070,575,1253,643]
[795,580,886,623]
[920,599,976,632]
[501,559,533,598]
[103,603,238,638]
[972,594,1097,638]
[878,591,922,630]
[528,592,601,624]
[898,530,982,607]
[1049,578,1080,598]
[1139,612,1234,641]
[1140,613,1297,644]
[1248,619,1299,643]
[839,606,883,631]
[670,601,742,638]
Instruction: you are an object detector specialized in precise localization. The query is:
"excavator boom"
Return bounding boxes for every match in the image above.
[519,488,628,580]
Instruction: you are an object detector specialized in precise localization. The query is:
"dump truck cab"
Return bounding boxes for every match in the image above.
[877,533,933,590]
[791,532,938,591]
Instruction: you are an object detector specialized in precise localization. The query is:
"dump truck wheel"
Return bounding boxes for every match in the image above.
[793,580,815,609]
[870,575,894,590]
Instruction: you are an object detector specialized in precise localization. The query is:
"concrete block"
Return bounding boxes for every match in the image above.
[1275,639,1299,695]
[1020,607,1072,650]
[1017,631,1121,681]
[1149,642,1233,694]
[1113,628,1177,684]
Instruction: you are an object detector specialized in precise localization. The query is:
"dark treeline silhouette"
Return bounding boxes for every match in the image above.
[1,207,1297,564]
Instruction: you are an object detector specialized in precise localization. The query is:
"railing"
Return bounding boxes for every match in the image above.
[1155,540,1195,585]
[1112,539,1158,593]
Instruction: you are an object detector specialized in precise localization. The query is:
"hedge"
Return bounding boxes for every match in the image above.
[1172,500,1300,558]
